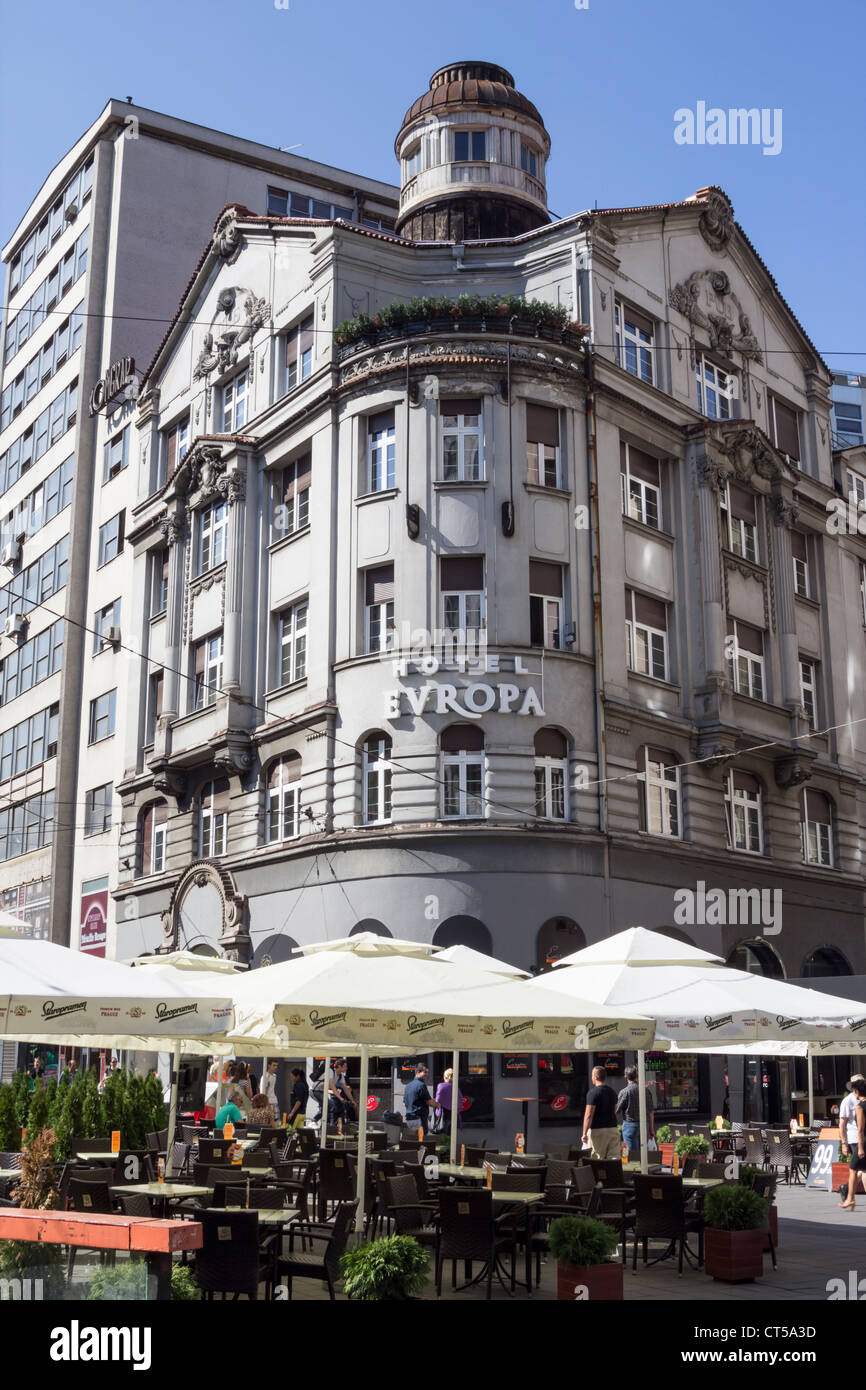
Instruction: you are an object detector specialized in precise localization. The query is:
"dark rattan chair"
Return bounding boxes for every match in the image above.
[195,1209,276,1299]
[630,1174,704,1275]
[278,1199,358,1301]
[436,1187,516,1300]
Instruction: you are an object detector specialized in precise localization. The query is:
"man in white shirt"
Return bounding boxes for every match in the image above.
[839,1074,866,1197]
[264,1060,280,1119]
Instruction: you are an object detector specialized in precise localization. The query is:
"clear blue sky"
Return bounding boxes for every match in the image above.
[1,0,863,369]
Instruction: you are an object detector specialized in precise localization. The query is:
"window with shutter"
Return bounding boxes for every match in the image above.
[802,787,833,866]
[441,556,485,636]
[529,562,564,649]
[364,564,395,653]
[791,530,810,598]
[367,409,396,492]
[526,405,562,488]
[771,398,801,463]
[534,728,569,820]
[725,770,763,853]
[620,443,661,528]
[626,589,668,681]
[615,301,654,383]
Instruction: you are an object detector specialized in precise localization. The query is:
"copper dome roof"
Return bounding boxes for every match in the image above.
[396,61,548,151]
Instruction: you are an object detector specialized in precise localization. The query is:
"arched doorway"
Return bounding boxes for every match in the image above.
[432,917,492,953]
[349,920,392,938]
[727,940,785,978]
[801,946,852,978]
[536,917,586,971]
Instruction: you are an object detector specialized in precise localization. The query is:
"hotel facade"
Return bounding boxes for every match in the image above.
[3,65,865,1126]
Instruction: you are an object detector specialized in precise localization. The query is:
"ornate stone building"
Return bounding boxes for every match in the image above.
[65,63,865,1128]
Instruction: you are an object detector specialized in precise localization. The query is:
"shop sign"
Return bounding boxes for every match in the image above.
[89,356,136,416]
[79,887,108,956]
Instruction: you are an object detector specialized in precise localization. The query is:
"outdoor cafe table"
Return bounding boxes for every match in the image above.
[73,1151,122,1164]
[110,1182,212,1218]
[223,1207,299,1226]
[0,1168,20,1179]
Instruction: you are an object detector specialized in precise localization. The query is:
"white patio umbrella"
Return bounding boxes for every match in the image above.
[432,944,530,977]
[224,933,656,1228]
[528,927,866,1170]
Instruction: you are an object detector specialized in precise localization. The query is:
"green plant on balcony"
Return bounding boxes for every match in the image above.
[335,294,580,347]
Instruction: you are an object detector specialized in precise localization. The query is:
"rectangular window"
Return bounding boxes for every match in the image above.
[97,512,125,567]
[641,747,681,838]
[0,535,69,622]
[526,404,562,488]
[727,620,765,700]
[529,561,563,649]
[267,187,289,216]
[197,502,228,574]
[454,130,486,161]
[0,621,63,705]
[364,564,395,653]
[284,315,314,393]
[626,589,668,681]
[720,482,758,562]
[84,784,113,837]
[441,555,485,637]
[153,550,169,616]
[848,469,866,509]
[520,144,538,177]
[222,372,247,432]
[802,789,832,867]
[0,793,53,863]
[103,426,129,482]
[725,770,763,853]
[770,396,801,466]
[162,418,189,485]
[791,530,810,599]
[88,689,117,743]
[279,602,308,685]
[93,599,120,652]
[620,443,661,528]
[800,658,817,730]
[696,356,737,419]
[615,301,654,384]
[148,670,164,742]
[272,455,311,540]
[366,410,396,492]
[443,751,484,818]
[440,397,482,482]
[0,704,57,782]
[835,401,863,446]
[194,633,223,710]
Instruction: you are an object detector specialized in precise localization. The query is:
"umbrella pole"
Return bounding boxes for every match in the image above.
[320,1054,330,1148]
[164,1041,181,1179]
[807,1051,814,1128]
[355,1045,370,1233]
[637,1049,649,1175]
[449,1050,459,1165]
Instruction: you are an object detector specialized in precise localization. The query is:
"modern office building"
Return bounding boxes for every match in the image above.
[830,371,865,447]
[0,100,398,949]
[90,62,866,1132]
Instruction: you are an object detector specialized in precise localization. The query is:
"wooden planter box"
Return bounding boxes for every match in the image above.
[557,1261,624,1301]
[705,1228,765,1282]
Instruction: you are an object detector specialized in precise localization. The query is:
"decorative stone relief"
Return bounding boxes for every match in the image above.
[668,268,762,365]
[698,189,735,252]
[159,859,250,961]
[710,424,787,483]
[158,512,185,547]
[192,290,272,381]
[771,495,800,529]
[213,207,243,264]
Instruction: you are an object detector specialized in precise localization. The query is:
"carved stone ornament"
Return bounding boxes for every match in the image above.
[774,755,813,789]
[710,424,786,483]
[669,268,763,364]
[771,494,800,529]
[192,290,271,381]
[213,734,254,777]
[696,452,728,492]
[216,468,246,505]
[698,188,735,252]
[158,858,250,961]
[213,207,243,264]
[152,764,187,801]
[158,512,185,546]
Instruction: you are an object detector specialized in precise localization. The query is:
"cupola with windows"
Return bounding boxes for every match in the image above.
[394,61,551,241]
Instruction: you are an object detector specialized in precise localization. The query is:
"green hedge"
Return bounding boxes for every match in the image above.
[0,1068,166,1161]
[335,293,581,347]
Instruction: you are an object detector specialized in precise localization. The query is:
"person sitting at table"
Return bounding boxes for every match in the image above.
[840,1077,866,1211]
[582,1064,621,1161]
[215,1089,246,1132]
[249,1092,276,1128]
[434,1068,464,1132]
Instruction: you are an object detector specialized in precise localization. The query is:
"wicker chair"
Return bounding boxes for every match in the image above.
[385,1173,438,1249]
[764,1129,805,1185]
[195,1209,276,1300]
[317,1148,356,1221]
[278,1199,358,1301]
[630,1174,704,1274]
[436,1187,516,1300]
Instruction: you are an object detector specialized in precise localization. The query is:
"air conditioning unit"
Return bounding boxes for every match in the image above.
[104,626,121,647]
[4,614,26,639]
[1,541,20,567]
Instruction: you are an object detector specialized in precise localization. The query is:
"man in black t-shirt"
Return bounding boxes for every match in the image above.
[582,1065,621,1160]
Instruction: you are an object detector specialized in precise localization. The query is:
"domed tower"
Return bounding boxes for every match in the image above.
[394,61,551,242]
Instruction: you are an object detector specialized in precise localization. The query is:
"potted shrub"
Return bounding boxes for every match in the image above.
[547,1215,622,1300]
[703,1184,768,1282]
[739,1165,779,1249]
[673,1134,711,1172]
[339,1235,429,1300]
[655,1124,674,1169]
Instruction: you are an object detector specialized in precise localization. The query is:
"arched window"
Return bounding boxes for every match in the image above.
[349,920,392,938]
[640,746,681,838]
[801,789,833,867]
[441,724,484,819]
[536,917,585,971]
[198,779,229,858]
[267,754,301,843]
[727,940,784,978]
[254,933,300,968]
[433,917,493,953]
[801,946,852,978]
[362,734,392,824]
[534,728,569,820]
[138,799,168,877]
[724,770,763,854]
